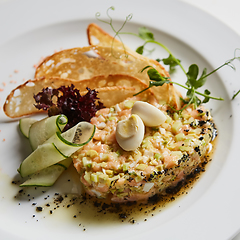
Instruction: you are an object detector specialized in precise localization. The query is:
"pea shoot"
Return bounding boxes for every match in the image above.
[96,7,240,110]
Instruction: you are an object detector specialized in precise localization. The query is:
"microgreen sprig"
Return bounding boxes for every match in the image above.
[134,65,224,111]
[95,7,133,58]
[96,8,240,109]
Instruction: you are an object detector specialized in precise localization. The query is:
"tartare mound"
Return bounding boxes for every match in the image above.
[73,97,216,202]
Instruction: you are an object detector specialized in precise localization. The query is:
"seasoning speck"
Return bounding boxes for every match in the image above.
[36,207,43,212]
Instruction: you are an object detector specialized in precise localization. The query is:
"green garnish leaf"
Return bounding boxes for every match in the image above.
[147,68,166,81]
[138,27,154,41]
[141,66,170,84]
[202,89,211,103]
[136,45,144,54]
[160,54,181,73]
[197,68,208,88]
[186,64,199,87]
[186,65,208,89]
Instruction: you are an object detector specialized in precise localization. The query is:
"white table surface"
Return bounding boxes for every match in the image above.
[0,0,239,239]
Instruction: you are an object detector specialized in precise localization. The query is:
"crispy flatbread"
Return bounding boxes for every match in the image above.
[34,45,180,108]
[87,23,132,52]
[87,23,182,109]
[4,74,155,118]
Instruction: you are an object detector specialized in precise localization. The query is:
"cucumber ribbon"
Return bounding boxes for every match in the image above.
[18,116,95,180]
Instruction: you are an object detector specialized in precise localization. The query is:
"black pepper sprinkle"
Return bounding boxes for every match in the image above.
[201,128,206,134]
[55,195,64,203]
[128,177,134,182]
[199,121,206,127]
[148,173,154,181]
[36,207,43,212]
[194,146,201,156]
[119,213,127,219]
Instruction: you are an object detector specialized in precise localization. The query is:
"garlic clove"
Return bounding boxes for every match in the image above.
[131,101,167,127]
[116,114,145,151]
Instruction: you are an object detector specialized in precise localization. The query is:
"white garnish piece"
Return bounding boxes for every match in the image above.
[116,114,144,151]
[115,104,121,112]
[131,101,167,127]
[91,189,102,197]
[143,182,154,192]
[97,122,106,129]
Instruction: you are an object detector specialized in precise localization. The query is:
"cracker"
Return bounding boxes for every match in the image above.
[87,23,132,51]
[87,23,182,109]
[35,45,176,104]
[4,74,154,118]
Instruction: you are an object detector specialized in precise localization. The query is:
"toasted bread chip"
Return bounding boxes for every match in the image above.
[82,86,155,109]
[35,45,177,106]
[4,74,154,118]
[87,23,132,52]
[35,45,168,81]
[87,23,182,109]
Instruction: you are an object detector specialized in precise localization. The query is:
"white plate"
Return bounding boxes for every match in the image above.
[0,0,240,239]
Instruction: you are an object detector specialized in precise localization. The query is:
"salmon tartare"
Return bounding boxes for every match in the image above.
[73,96,216,202]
